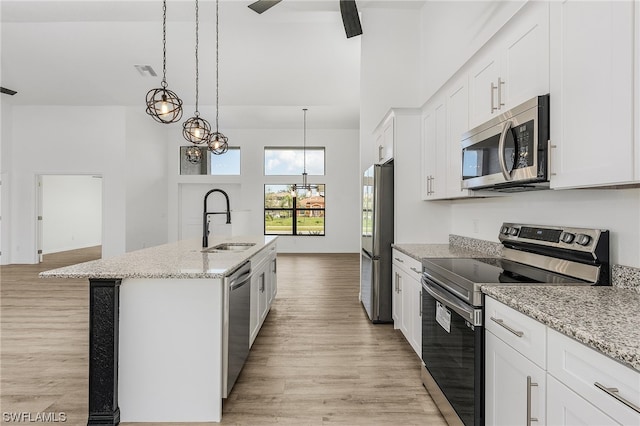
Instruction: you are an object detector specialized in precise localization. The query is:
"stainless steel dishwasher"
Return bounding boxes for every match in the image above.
[222,260,251,398]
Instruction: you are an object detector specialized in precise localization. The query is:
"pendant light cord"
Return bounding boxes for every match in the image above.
[194,0,200,115]
[215,0,220,133]
[303,108,307,175]
[161,0,168,88]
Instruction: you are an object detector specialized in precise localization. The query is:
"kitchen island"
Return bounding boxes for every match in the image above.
[40,236,278,425]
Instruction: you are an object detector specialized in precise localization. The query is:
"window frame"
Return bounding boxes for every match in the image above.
[264,184,325,236]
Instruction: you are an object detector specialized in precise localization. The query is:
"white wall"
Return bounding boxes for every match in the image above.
[42,175,102,254]
[360,8,422,171]
[0,101,12,264]
[9,106,126,263]
[125,108,169,251]
[168,127,361,253]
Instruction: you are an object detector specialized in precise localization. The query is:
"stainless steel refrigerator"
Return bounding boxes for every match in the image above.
[361,161,394,323]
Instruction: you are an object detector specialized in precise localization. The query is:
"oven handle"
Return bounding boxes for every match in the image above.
[498,119,513,181]
[422,278,482,326]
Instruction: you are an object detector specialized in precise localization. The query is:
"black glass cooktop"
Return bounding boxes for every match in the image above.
[424,257,587,285]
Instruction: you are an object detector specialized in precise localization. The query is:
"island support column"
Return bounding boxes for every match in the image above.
[88,279,121,426]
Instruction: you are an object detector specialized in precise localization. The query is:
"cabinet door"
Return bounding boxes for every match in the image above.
[550,0,635,188]
[391,265,402,326]
[469,53,501,128]
[485,330,546,426]
[422,100,447,200]
[408,275,422,357]
[269,256,277,304]
[250,271,261,346]
[374,130,384,164]
[400,269,412,343]
[501,1,549,110]
[421,109,436,200]
[446,77,473,198]
[547,374,618,426]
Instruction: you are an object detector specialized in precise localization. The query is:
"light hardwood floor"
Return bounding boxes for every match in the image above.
[1,250,446,425]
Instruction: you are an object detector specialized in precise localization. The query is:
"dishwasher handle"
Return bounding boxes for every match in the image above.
[225,261,251,289]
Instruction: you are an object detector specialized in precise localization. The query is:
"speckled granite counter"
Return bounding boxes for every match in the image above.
[392,243,497,262]
[40,235,277,279]
[483,285,640,372]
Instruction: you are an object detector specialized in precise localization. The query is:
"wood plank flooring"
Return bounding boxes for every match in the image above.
[1,250,446,425]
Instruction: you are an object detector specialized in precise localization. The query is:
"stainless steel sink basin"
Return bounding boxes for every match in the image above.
[202,242,256,253]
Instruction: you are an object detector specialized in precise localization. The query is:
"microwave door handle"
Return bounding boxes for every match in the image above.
[498,120,513,181]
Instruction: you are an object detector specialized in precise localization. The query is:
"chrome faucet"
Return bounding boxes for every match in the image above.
[203,189,231,248]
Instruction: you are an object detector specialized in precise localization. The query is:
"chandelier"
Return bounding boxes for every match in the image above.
[145,0,183,124]
[291,108,318,197]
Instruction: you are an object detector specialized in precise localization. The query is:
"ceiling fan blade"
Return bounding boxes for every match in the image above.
[340,0,362,38]
[248,0,282,14]
[1,87,17,96]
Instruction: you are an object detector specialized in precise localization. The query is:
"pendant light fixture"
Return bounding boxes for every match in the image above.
[182,0,212,144]
[208,0,229,155]
[292,108,315,197]
[185,145,203,164]
[145,0,183,124]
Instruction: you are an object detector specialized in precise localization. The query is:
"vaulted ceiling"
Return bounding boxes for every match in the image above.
[1,0,367,129]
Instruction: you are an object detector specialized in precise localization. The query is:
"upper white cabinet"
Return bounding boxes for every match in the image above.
[469,1,550,129]
[549,0,637,189]
[421,76,475,201]
[373,112,395,164]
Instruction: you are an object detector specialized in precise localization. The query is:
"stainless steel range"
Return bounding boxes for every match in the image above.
[420,223,610,426]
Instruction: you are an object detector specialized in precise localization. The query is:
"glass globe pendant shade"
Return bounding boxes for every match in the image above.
[182,115,212,144]
[146,86,183,124]
[185,145,203,164]
[208,132,229,155]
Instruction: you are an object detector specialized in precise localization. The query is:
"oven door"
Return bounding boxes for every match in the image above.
[422,277,484,426]
[461,95,549,190]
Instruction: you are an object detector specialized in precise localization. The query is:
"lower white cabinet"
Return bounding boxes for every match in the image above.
[486,296,640,426]
[547,375,618,426]
[250,243,277,346]
[392,249,422,358]
[485,330,546,426]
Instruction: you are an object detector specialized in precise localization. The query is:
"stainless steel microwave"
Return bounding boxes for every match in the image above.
[461,94,550,191]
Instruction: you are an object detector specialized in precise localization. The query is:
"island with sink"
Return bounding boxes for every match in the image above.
[40,235,278,425]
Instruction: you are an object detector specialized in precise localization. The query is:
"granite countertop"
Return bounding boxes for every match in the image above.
[40,236,278,280]
[392,243,498,261]
[483,285,640,372]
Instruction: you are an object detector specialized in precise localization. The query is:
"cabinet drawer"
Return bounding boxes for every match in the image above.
[547,328,640,425]
[391,249,422,277]
[485,297,546,368]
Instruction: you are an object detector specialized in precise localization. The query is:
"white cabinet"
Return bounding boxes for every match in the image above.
[485,330,546,426]
[547,328,640,426]
[469,1,549,128]
[547,375,618,426]
[486,296,640,426]
[485,297,546,425]
[422,76,476,201]
[421,96,447,200]
[373,112,395,164]
[250,242,277,346]
[391,249,422,358]
[549,0,637,189]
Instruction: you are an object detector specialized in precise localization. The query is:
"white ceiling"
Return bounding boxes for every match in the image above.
[1,0,377,129]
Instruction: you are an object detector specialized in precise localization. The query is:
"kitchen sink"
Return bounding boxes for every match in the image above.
[202,242,256,253]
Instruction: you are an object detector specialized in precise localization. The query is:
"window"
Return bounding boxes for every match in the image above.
[264,147,325,176]
[264,184,325,236]
[179,146,240,175]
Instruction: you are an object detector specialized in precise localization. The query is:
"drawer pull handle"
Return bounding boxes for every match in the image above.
[410,267,421,274]
[490,317,524,337]
[594,382,640,413]
[394,257,404,263]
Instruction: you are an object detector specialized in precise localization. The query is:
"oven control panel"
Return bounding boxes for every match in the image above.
[499,223,607,254]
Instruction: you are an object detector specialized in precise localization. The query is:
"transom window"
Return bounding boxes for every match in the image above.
[264,147,325,176]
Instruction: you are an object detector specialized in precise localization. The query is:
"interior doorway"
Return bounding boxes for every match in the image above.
[36,174,103,262]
